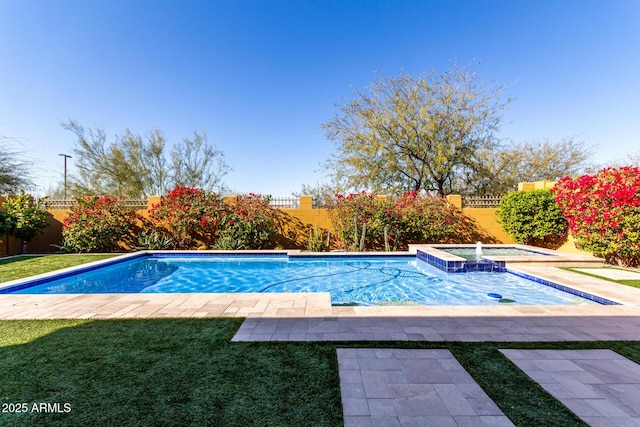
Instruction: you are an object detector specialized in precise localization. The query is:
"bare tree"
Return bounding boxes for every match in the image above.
[0,136,32,193]
[171,131,230,192]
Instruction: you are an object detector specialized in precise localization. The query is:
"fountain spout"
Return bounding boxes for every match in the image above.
[475,241,483,256]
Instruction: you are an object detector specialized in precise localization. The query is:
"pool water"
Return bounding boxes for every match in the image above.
[440,247,555,260]
[2,255,597,306]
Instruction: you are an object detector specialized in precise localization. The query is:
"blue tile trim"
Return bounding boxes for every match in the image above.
[463,260,507,272]
[290,253,415,259]
[417,249,503,273]
[0,253,148,294]
[416,249,616,305]
[507,269,620,305]
[150,252,288,258]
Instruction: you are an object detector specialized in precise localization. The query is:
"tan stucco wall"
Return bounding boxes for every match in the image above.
[0,196,518,255]
[0,185,592,255]
[462,207,513,244]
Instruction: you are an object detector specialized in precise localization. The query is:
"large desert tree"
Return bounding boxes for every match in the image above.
[62,120,230,197]
[322,64,510,196]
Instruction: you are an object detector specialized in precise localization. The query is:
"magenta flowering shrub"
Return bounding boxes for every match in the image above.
[63,196,139,252]
[215,193,276,249]
[148,186,225,249]
[551,166,640,266]
[328,191,467,250]
[395,191,466,244]
[149,187,276,249]
[328,192,392,250]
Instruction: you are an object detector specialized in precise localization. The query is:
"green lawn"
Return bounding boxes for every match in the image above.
[561,267,640,289]
[0,254,118,283]
[5,319,638,426]
[1,256,639,426]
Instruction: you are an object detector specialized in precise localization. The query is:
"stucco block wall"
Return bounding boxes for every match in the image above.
[462,207,512,244]
[274,196,334,248]
[0,185,593,255]
[518,180,556,191]
[25,209,68,253]
[0,195,518,254]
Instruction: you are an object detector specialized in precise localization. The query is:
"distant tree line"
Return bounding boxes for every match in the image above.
[0,136,32,193]
[59,120,230,198]
[2,62,639,199]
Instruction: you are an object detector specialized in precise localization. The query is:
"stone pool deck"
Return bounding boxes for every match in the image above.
[338,348,515,426]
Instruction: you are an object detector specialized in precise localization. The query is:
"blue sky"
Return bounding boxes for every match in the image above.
[1,0,639,196]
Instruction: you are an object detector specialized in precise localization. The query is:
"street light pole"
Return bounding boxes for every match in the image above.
[58,154,72,198]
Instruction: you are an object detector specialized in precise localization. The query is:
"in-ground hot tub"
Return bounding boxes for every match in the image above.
[410,244,604,273]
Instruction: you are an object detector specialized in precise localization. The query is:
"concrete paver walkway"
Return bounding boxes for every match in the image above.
[232,314,640,342]
[338,348,513,427]
[501,349,640,427]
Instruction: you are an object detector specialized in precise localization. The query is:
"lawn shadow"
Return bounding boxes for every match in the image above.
[0,318,342,427]
[0,255,41,266]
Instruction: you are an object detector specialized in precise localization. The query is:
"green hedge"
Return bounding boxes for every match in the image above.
[496,189,567,247]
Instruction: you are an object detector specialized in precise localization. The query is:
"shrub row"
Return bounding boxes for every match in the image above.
[495,189,568,247]
[60,187,478,252]
[327,191,471,251]
[61,187,277,252]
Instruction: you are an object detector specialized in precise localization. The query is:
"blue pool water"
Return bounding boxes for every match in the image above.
[1,254,602,306]
[439,247,555,260]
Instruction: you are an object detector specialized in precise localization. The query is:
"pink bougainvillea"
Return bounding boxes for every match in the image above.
[551,166,640,266]
[148,187,276,249]
[216,193,276,249]
[63,195,139,252]
[148,186,224,249]
[327,191,466,250]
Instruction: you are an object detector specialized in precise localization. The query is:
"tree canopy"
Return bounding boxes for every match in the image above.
[62,120,230,198]
[457,137,594,195]
[322,64,510,196]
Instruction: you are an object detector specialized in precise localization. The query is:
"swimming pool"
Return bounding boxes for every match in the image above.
[0,253,609,306]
